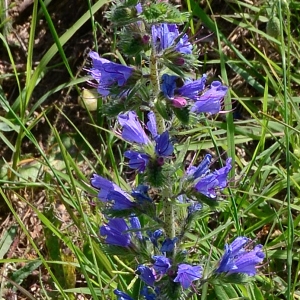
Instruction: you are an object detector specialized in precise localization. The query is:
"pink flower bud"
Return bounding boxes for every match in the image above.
[174,57,185,66]
[142,35,150,44]
[156,157,165,166]
[172,97,187,108]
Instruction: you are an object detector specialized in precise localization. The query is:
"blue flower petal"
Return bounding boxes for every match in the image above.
[174,264,202,289]
[155,131,174,157]
[118,111,150,144]
[100,218,131,247]
[124,150,150,173]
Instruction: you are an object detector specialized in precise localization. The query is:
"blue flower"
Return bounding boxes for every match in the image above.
[114,289,134,300]
[129,216,142,240]
[161,74,178,99]
[177,75,207,101]
[119,111,173,172]
[147,229,163,248]
[161,237,178,253]
[147,112,173,157]
[161,74,207,100]
[131,185,152,203]
[152,24,192,54]
[136,265,156,286]
[161,74,208,108]
[100,218,131,247]
[188,202,202,215]
[135,3,142,14]
[118,111,150,144]
[152,255,171,274]
[124,150,150,173]
[194,158,232,198]
[173,264,202,289]
[147,111,158,139]
[191,81,228,114]
[107,191,135,210]
[155,131,174,156]
[177,195,202,216]
[216,237,265,276]
[186,154,212,178]
[161,74,227,114]
[89,51,134,96]
[90,174,128,202]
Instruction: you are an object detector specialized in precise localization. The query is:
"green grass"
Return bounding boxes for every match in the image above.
[0,0,299,299]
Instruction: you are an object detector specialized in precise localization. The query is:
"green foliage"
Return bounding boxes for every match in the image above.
[266,16,280,38]
[173,106,190,125]
[146,158,165,187]
[118,23,151,56]
[109,5,141,26]
[141,2,189,24]
[0,225,17,259]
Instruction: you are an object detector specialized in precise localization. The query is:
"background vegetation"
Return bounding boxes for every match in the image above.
[0,0,299,299]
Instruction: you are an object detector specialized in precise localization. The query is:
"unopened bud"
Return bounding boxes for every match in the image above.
[142,35,150,44]
[174,57,185,66]
[172,97,187,108]
[156,157,165,166]
[79,89,98,111]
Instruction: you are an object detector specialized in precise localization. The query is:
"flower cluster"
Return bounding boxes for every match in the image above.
[118,111,173,173]
[87,1,265,299]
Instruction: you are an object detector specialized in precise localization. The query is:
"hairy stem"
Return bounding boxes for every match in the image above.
[150,37,165,134]
[163,198,175,239]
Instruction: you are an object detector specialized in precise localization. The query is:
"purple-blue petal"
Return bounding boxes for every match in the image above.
[230,237,249,255]
[89,51,133,97]
[186,154,212,178]
[216,237,265,276]
[175,33,193,54]
[118,111,150,144]
[124,150,150,173]
[152,24,192,54]
[177,75,207,100]
[147,229,163,248]
[107,191,135,210]
[161,74,178,99]
[136,265,156,286]
[188,202,202,215]
[153,255,171,274]
[131,185,152,203]
[90,174,127,202]
[129,216,143,240]
[114,289,134,300]
[191,81,228,114]
[135,3,142,14]
[194,158,232,198]
[100,218,131,247]
[233,245,265,276]
[155,131,174,156]
[161,237,178,252]
[147,111,158,138]
[173,264,202,289]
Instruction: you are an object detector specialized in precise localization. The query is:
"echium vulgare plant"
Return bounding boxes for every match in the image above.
[87,1,265,299]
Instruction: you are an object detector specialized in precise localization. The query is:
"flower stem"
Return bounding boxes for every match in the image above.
[163,198,175,239]
[150,38,165,134]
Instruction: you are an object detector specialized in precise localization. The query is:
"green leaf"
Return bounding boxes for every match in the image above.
[214,282,239,299]
[10,260,42,284]
[0,225,18,259]
[142,2,188,24]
